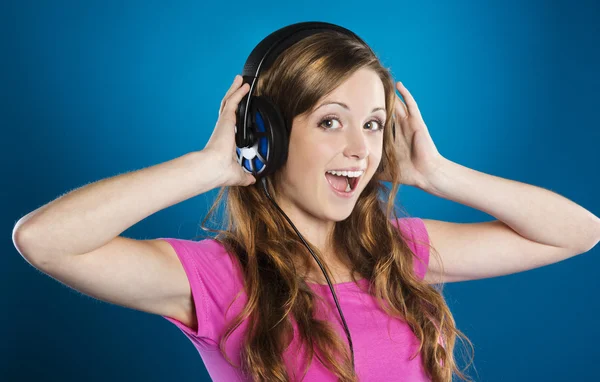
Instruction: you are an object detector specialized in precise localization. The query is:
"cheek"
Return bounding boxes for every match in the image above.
[289,137,336,171]
[365,136,384,179]
[369,135,384,159]
[281,140,326,189]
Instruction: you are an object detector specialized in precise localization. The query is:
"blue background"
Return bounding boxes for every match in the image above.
[3,0,599,381]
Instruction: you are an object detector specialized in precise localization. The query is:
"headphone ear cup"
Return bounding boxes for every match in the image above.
[235,96,288,177]
[245,96,288,177]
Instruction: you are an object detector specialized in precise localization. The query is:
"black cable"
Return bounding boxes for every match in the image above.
[260,177,355,372]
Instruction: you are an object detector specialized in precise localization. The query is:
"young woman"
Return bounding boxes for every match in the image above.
[13,29,600,382]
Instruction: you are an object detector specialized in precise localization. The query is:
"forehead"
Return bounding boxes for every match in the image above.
[316,68,385,112]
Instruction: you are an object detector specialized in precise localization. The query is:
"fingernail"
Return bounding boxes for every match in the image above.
[234,75,240,82]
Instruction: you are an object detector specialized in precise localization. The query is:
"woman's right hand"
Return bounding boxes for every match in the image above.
[203,75,256,187]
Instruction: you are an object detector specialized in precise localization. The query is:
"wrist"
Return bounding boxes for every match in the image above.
[420,158,455,196]
[191,149,231,190]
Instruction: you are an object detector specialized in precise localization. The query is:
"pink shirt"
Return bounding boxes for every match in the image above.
[159,217,431,381]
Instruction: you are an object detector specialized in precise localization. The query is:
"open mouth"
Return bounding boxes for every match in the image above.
[324,171,361,194]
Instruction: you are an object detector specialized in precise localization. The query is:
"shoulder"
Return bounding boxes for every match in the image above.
[391,217,431,280]
[157,237,246,342]
[157,237,227,255]
[155,237,241,288]
[157,237,236,266]
[391,217,430,250]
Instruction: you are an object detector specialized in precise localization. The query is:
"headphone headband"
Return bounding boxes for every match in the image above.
[241,22,371,78]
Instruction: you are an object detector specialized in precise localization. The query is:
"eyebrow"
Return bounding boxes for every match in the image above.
[314,101,385,113]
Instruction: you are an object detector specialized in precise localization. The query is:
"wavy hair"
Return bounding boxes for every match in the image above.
[198,30,474,381]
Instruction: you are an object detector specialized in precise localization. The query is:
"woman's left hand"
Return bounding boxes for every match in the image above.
[378,81,447,189]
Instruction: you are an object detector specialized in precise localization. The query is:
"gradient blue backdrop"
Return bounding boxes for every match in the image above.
[3,0,599,381]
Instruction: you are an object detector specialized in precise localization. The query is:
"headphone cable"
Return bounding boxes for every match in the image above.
[260,177,356,372]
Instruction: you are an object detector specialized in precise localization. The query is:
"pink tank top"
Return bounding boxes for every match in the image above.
[159,217,432,381]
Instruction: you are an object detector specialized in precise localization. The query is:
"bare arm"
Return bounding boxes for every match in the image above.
[13,150,223,263]
[12,150,225,328]
[13,151,223,264]
[12,76,253,329]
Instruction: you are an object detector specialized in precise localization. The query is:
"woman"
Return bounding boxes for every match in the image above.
[13,28,600,382]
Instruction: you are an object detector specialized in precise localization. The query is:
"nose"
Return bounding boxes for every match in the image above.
[342,125,368,159]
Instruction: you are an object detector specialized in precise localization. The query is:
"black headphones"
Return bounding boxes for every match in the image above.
[233,21,390,374]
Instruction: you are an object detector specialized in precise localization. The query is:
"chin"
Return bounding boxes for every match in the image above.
[324,204,356,222]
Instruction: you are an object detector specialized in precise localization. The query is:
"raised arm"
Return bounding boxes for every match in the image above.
[12,75,253,329]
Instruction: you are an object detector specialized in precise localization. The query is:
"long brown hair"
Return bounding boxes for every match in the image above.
[198,30,474,381]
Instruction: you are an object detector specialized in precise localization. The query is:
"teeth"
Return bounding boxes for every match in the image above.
[345,182,351,192]
[326,170,364,178]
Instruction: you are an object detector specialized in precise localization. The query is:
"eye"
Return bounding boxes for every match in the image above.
[318,114,386,131]
[365,117,385,131]
[318,115,342,130]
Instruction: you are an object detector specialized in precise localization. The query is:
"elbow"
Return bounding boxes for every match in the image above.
[575,215,600,253]
[12,222,42,267]
[579,237,599,254]
[13,220,30,255]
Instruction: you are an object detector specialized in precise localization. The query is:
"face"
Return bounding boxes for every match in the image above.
[274,67,386,224]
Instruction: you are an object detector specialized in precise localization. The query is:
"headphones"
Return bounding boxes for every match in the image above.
[233,21,390,374]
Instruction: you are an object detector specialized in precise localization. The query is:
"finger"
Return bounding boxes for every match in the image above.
[220,75,243,115]
[221,82,250,120]
[394,91,408,120]
[396,82,421,119]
